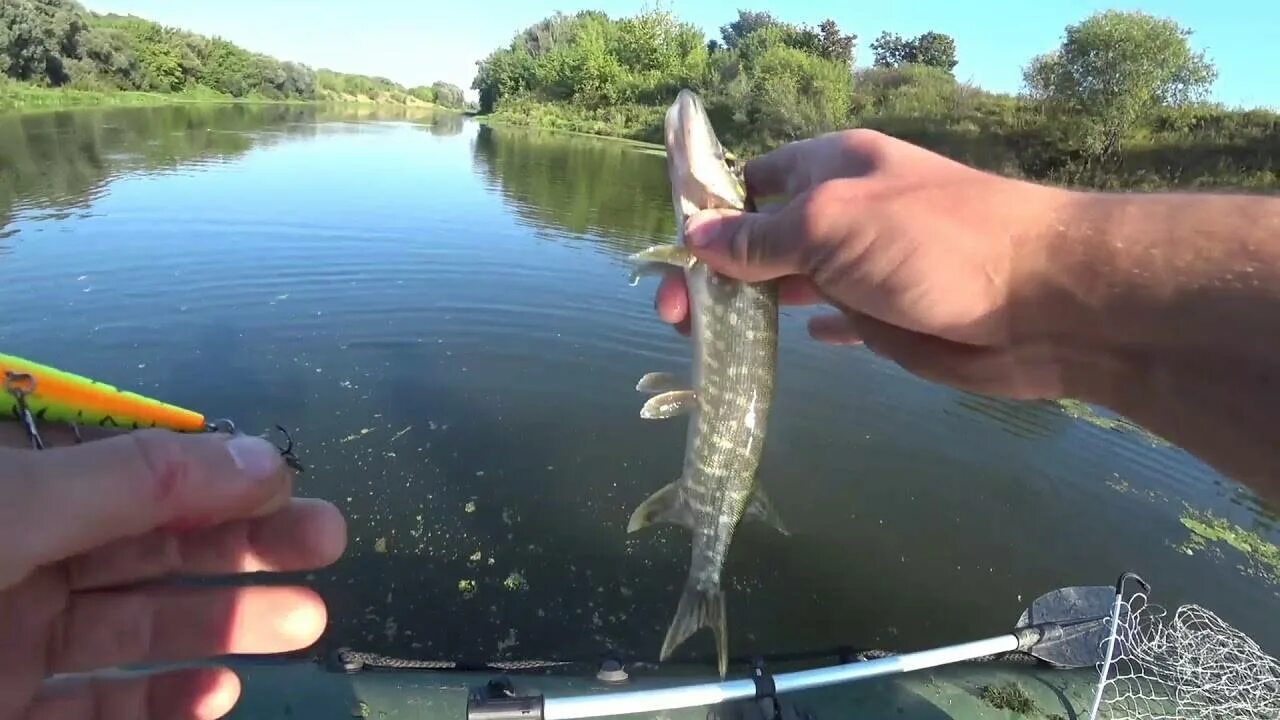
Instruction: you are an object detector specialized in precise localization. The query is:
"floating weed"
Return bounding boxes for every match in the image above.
[1178,506,1280,586]
[1056,399,1169,446]
[503,571,529,591]
[979,683,1037,714]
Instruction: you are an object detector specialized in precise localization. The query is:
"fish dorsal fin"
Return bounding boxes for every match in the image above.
[627,481,694,532]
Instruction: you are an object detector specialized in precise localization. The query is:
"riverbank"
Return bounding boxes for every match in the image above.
[480,96,1280,191]
[0,81,309,113]
[0,80,455,115]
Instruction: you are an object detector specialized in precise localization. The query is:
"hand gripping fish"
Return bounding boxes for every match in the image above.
[626,89,788,678]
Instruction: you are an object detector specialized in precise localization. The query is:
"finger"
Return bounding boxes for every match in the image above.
[684,202,814,282]
[0,422,120,449]
[50,585,326,674]
[778,276,825,306]
[67,498,347,590]
[807,313,864,345]
[843,312,1048,399]
[0,430,293,585]
[31,666,239,720]
[743,141,800,199]
[654,268,688,325]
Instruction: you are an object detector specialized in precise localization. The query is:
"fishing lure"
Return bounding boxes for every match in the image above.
[1,351,304,471]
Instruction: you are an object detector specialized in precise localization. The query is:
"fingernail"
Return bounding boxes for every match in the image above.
[226,435,282,482]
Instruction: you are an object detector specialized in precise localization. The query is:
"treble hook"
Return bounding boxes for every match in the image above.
[5,371,44,450]
[208,419,304,473]
[271,424,305,473]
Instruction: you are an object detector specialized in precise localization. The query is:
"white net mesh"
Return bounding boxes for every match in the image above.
[1090,590,1280,720]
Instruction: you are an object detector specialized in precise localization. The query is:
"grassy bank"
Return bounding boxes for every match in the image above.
[482,98,664,144]
[0,80,305,113]
[482,94,1280,191]
[0,79,457,115]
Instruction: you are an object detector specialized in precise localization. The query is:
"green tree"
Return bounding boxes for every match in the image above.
[431,81,465,108]
[719,10,778,50]
[816,19,856,67]
[871,30,956,72]
[909,32,956,72]
[1,0,90,85]
[870,31,908,67]
[1023,10,1217,156]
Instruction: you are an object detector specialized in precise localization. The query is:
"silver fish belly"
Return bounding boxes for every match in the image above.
[626,89,787,679]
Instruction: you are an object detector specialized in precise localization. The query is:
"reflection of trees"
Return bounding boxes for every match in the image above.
[316,102,465,129]
[0,104,314,229]
[426,111,465,136]
[470,124,674,255]
[0,103,470,233]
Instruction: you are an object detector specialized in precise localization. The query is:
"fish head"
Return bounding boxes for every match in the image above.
[664,89,745,242]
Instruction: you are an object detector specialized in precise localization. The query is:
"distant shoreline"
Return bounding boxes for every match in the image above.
[0,81,469,115]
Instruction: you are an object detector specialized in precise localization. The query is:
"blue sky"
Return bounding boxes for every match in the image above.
[83,0,1278,109]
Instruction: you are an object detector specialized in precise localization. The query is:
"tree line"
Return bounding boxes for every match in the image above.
[1,0,467,108]
[472,8,1278,189]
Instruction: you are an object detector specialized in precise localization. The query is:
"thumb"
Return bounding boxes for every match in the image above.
[684,203,809,282]
[0,430,291,585]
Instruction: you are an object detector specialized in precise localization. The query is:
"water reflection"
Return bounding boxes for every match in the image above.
[470,124,672,253]
[0,103,467,230]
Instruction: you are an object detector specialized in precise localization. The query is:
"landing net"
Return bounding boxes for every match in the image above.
[1088,583,1279,720]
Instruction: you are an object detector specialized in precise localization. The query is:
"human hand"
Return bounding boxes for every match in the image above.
[655,129,1075,399]
[0,423,347,720]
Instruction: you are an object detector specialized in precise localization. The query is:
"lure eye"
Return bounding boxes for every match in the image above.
[3,371,37,396]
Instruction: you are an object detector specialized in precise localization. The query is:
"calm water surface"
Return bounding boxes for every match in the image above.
[1,104,1275,667]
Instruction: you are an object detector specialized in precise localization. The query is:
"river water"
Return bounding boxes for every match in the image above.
[0,104,1275,669]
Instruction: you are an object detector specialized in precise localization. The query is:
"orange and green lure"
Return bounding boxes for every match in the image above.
[1,352,208,432]
[2,352,303,470]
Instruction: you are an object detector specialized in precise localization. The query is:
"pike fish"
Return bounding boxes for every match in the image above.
[625,89,787,678]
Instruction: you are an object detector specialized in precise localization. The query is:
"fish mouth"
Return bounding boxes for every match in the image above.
[664,89,744,227]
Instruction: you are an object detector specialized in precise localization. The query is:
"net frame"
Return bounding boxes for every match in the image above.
[1088,574,1280,720]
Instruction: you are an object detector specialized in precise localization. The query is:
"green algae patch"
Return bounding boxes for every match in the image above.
[503,571,529,592]
[980,683,1038,714]
[1056,399,1169,446]
[1178,508,1280,586]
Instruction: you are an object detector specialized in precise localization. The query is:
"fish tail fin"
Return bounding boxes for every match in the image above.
[660,581,728,678]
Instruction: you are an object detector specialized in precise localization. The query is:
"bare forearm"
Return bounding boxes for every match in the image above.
[1045,190,1280,499]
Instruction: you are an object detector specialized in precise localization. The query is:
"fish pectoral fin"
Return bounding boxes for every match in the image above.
[747,485,789,536]
[636,372,685,394]
[627,244,694,268]
[640,390,697,420]
[660,581,728,679]
[627,481,694,532]
[626,245,694,286]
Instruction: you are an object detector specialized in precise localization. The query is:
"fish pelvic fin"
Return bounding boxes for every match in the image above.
[746,485,789,536]
[627,481,694,532]
[636,372,684,394]
[640,390,696,419]
[660,581,728,679]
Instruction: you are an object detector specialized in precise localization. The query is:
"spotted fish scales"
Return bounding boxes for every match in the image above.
[626,89,787,679]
